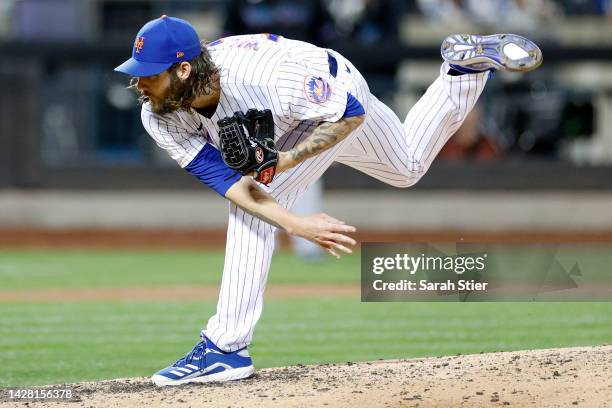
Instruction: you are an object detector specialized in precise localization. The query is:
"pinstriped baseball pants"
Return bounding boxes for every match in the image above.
[204,62,490,351]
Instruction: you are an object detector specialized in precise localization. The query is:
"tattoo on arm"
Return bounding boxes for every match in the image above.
[289,116,363,164]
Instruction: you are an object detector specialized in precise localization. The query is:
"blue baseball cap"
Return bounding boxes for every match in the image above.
[114,15,201,77]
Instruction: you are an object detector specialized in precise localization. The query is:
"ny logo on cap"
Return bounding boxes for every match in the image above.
[134,37,145,53]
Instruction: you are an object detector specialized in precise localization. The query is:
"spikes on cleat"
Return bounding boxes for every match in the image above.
[440,33,542,73]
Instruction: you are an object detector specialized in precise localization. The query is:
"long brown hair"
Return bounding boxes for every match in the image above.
[130,41,219,113]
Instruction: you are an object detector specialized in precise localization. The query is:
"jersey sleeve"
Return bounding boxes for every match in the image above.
[344,93,365,117]
[141,105,206,168]
[276,57,352,123]
[184,144,242,196]
[141,105,240,196]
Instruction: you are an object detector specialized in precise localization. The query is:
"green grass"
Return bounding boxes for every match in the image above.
[1,300,611,387]
[0,249,611,387]
[0,250,359,289]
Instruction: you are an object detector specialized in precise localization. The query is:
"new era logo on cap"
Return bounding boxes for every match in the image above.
[115,15,201,77]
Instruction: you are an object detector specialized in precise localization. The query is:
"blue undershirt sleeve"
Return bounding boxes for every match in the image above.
[184,144,242,197]
[343,93,365,118]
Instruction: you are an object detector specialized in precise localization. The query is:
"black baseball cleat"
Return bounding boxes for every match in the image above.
[441,34,543,74]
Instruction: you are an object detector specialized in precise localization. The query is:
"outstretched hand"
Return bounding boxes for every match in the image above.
[288,213,357,259]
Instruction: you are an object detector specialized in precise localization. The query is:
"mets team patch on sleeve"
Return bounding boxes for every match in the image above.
[303,75,332,104]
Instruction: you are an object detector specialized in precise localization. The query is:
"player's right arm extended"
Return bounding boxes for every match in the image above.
[224,177,356,258]
[276,115,364,173]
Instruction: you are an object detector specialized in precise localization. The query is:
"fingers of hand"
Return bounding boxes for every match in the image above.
[325,247,340,259]
[320,213,345,225]
[316,238,352,256]
[321,232,356,248]
[313,217,355,234]
[312,238,342,258]
[330,241,352,254]
[328,223,356,233]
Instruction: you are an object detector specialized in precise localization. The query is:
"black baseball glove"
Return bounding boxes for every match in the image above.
[218,109,278,185]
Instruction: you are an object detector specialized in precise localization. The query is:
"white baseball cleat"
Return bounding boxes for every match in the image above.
[441,34,543,73]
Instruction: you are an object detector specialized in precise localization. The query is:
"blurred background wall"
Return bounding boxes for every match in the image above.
[1,0,612,237]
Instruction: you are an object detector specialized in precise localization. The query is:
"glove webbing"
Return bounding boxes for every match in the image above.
[220,121,251,170]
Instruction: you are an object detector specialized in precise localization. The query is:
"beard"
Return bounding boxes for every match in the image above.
[136,72,193,116]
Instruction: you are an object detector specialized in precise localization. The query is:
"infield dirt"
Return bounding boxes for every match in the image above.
[1,345,610,407]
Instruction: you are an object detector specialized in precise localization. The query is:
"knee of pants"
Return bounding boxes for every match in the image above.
[391,160,431,188]
[387,171,424,189]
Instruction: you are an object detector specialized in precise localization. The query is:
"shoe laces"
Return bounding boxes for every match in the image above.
[173,340,207,367]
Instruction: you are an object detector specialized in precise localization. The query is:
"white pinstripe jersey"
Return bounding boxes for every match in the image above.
[141,34,353,170]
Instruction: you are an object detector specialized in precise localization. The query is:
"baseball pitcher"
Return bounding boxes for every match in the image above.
[115,15,542,385]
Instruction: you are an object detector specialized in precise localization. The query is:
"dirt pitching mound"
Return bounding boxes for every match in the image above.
[2,346,611,408]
